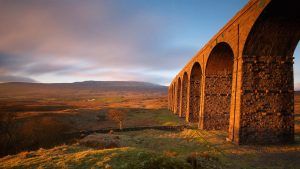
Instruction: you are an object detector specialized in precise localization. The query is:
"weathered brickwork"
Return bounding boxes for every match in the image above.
[238,0,300,144]
[204,74,232,130]
[180,73,188,117]
[188,63,201,122]
[203,43,234,130]
[173,84,176,112]
[168,0,300,145]
[176,78,181,115]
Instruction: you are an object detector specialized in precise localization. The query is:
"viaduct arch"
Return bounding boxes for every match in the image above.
[202,42,234,131]
[188,62,202,122]
[176,78,181,115]
[168,0,300,144]
[180,72,188,118]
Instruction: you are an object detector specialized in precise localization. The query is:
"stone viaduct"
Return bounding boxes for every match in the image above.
[168,0,300,144]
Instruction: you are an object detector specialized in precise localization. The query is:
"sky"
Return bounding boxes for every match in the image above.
[0,0,299,87]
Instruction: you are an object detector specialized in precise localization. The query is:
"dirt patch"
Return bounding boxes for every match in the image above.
[79,134,120,149]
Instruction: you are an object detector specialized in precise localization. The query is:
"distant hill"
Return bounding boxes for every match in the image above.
[0,81,167,96]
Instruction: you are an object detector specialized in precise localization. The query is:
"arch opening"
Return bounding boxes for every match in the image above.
[181,72,188,118]
[171,85,173,112]
[204,42,234,130]
[188,62,202,122]
[173,84,176,113]
[294,42,300,141]
[170,85,172,111]
[168,88,170,110]
[176,78,181,115]
[240,0,300,144]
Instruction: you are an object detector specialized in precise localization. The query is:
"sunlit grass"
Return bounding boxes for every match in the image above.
[126,108,185,126]
[1,128,300,169]
[0,129,216,169]
[0,145,191,169]
[154,109,185,126]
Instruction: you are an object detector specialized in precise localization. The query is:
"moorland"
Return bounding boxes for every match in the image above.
[0,81,299,169]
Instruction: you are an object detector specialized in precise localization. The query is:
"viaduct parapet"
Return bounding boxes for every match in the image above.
[168,0,300,144]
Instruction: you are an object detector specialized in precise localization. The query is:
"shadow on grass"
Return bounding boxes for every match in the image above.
[0,107,185,157]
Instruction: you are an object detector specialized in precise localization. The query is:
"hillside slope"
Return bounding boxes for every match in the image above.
[0,81,167,96]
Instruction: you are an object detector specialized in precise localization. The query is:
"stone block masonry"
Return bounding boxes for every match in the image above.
[168,0,300,145]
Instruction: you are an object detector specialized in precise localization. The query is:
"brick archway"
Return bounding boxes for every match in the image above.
[181,72,188,118]
[235,0,300,144]
[176,78,181,115]
[188,62,202,122]
[169,0,300,144]
[172,84,175,112]
[203,42,234,130]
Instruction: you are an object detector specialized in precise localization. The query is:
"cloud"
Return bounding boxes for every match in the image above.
[0,1,190,68]
[0,0,250,84]
[0,75,38,83]
[0,1,193,84]
[48,68,175,85]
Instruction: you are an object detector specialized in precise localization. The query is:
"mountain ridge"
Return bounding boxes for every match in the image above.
[0,81,167,96]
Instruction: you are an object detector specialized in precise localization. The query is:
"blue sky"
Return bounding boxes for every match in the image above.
[0,0,299,88]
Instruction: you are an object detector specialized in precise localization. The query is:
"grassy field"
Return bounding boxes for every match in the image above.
[1,127,299,169]
[0,87,300,168]
[0,88,174,156]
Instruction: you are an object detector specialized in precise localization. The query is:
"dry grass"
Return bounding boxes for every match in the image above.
[1,127,300,168]
[0,88,172,156]
[0,87,299,168]
[0,145,191,169]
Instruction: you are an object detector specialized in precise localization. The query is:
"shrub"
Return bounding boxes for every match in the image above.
[107,109,128,130]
